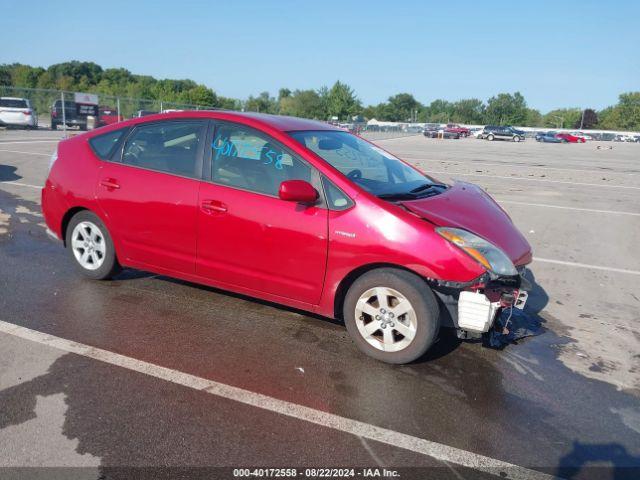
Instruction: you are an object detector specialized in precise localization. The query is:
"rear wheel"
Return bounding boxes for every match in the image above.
[343,268,440,364]
[487,134,495,141]
[65,211,121,280]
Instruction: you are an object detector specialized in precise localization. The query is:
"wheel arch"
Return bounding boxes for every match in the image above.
[60,206,89,246]
[332,263,428,320]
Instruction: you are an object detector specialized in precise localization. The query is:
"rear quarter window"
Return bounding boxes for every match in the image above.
[89,128,127,160]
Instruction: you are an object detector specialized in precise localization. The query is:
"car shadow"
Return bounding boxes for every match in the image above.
[133,265,549,365]
[137,274,346,328]
[557,441,640,479]
[0,164,21,182]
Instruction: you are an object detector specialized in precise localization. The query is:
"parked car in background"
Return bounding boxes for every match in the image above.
[614,134,636,142]
[445,124,470,137]
[535,131,564,143]
[482,125,525,142]
[569,131,593,141]
[0,97,38,129]
[423,125,460,139]
[98,106,123,127]
[469,127,484,138]
[134,110,159,118]
[42,111,531,364]
[51,100,98,130]
[555,133,585,143]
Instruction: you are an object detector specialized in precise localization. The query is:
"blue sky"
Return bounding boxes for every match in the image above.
[1,0,638,112]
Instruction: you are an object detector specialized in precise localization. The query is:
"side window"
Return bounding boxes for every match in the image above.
[89,128,127,160]
[211,123,311,196]
[122,121,204,178]
[322,176,353,211]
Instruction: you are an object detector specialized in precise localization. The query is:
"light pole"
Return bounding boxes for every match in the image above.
[552,115,564,129]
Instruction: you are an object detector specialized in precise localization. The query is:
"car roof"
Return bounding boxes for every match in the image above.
[0,97,28,101]
[122,110,339,133]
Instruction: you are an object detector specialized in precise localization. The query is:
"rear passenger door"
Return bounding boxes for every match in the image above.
[95,120,206,274]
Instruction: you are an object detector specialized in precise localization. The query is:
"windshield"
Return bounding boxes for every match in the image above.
[289,130,444,198]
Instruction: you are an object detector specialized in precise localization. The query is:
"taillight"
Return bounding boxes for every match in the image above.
[48,146,58,173]
[23,110,32,116]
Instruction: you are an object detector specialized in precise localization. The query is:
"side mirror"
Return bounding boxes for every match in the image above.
[278,180,318,204]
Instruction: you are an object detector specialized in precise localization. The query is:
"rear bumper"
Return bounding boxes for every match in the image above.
[52,117,86,126]
[0,116,36,127]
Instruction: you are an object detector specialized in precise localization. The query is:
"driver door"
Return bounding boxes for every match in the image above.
[196,121,328,305]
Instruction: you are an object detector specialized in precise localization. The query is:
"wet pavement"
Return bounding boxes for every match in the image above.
[1,130,640,479]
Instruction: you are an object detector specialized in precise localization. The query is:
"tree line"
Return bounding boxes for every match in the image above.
[1,61,638,130]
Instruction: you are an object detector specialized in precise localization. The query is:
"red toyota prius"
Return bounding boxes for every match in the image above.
[42,111,532,363]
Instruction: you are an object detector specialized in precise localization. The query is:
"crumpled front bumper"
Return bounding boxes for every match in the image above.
[432,267,530,333]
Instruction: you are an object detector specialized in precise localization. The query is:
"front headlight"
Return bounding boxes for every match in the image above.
[436,227,517,276]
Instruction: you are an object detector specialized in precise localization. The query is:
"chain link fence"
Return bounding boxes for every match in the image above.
[0,85,421,141]
[0,85,220,131]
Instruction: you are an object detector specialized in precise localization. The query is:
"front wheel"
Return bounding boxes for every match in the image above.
[66,211,121,280]
[514,135,521,142]
[343,268,440,364]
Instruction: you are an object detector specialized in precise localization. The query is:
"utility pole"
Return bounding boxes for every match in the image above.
[579,109,585,130]
[61,92,67,137]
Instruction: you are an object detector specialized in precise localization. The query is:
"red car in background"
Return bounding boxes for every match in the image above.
[555,133,586,143]
[98,106,123,127]
[445,124,471,137]
[42,111,531,364]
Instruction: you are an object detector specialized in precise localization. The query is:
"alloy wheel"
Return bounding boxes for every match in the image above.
[71,221,106,270]
[354,287,417,352]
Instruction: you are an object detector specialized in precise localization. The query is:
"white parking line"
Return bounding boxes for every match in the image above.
[0,320,552,480]
[0,181,42,189]
[0,149,50,157]
[534,258,640,276]
[497,200,640,217]
[0,139,60,144]
[404,156,640,176]
[428,171,640,190]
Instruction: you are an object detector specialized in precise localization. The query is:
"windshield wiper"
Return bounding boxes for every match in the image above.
[377,183,447,201]
[377,192,420,200]
[409,183,448,194]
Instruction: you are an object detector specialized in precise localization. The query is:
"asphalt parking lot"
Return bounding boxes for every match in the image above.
[1,129,639,479]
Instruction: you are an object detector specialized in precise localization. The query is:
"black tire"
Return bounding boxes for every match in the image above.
[65,210,121,280]
[343,268,440,364]
[513,135,521,142]
[487,134,495,141]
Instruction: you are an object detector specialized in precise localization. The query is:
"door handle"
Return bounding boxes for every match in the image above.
[201,199,227,213]
[100,178,120,190]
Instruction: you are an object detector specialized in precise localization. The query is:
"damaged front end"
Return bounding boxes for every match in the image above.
[431,266,531,341]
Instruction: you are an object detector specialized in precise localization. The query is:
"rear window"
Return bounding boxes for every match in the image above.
[0,98,28,108]
[89,128,127,160]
